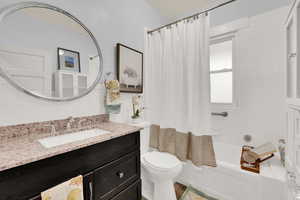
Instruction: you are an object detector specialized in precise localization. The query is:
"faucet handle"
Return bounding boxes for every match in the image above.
[66,116,75,130]
[78,118,86,128]
[45,123,56,135]
[50,124,56,135]
[67,116,74,122]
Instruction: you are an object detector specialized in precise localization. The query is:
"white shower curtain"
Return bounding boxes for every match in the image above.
[146,14,211,135]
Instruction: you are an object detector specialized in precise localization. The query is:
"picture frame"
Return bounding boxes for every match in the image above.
[57,47,81,73]
[117,43,143,93]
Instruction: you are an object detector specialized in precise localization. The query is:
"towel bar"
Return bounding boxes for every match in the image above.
[211,112,228,117]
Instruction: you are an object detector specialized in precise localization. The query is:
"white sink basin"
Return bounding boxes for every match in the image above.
[38,129,110,148]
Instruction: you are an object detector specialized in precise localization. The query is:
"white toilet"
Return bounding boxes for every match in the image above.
[136,122,183,200]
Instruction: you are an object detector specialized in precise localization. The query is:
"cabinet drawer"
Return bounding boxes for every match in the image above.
[84,172,93,200]
[111,180,141,200]
[94,151,140,200]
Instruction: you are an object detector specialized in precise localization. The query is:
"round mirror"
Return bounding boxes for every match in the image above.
[0,2,103,101]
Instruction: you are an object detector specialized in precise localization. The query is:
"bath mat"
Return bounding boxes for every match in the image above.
[175,182,188,199]
[141,183,186,200]
[179,185,218,200]
[142,183,218,200]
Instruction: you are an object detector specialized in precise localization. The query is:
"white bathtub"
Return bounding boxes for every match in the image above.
[177,142,287,200]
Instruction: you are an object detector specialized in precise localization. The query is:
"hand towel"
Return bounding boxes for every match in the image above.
[105,80,121,114]
[41,175,84,200]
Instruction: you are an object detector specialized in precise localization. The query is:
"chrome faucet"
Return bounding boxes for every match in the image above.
[78,118,86,128]
[46,123,56,136]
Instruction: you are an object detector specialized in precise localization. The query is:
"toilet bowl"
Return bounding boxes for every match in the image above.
[134,121,182,200]
[142,151,183,200]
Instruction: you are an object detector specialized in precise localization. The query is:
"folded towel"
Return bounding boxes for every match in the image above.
[248,142,277,160]
[41,175,84,200]
[243,151,257,163]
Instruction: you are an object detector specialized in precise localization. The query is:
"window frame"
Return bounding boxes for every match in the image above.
[210,32,238,110]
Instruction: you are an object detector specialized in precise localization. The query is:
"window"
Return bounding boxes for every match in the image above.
[210,36,234,105]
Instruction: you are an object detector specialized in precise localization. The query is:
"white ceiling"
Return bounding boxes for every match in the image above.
[147,0,291,26]
[146,0,225,19]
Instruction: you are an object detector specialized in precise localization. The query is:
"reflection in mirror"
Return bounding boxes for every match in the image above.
[0,6,101,100]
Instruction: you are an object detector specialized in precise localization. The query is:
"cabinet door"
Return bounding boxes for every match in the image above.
[84,172,94,200]
[62,73,74,97]
[286,14,297,98]
[93,151,140,200]
[286,108,295,169]
[286,107,300,198]
[28,173,93,200]
[78,75,88,95]
[294,109,300,174]
[110,180,141,200]
[28,195,41,200]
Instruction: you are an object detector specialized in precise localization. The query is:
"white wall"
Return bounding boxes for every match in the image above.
[210,0,290,26]
[0,0,166,126]
[211,6,287,146]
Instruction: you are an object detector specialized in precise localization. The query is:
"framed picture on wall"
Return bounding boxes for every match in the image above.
[57,47,81,73]
[117,43,143,93]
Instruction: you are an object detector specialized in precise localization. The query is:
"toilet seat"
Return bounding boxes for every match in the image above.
[143,151,181,171]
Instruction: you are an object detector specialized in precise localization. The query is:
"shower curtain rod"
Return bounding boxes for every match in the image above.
[147,0,237,34]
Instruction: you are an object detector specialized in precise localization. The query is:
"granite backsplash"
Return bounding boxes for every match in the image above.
[0,114,109,142]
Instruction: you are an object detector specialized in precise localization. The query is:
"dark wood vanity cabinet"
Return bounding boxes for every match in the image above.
[0,132,141,200]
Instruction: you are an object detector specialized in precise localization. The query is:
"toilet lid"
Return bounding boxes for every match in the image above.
[143,152,181,171]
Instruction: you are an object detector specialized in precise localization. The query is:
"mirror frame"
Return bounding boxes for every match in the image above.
[0,2,103,101]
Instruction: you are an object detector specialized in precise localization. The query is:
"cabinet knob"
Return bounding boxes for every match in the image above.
[117,171,125,179]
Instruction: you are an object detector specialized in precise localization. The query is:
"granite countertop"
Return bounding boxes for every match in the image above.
[0,122,142,172]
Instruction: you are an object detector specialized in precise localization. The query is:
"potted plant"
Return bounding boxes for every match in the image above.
[131,95,144,123]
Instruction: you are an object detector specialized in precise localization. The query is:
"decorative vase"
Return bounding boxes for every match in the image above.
[132,118,141,124]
